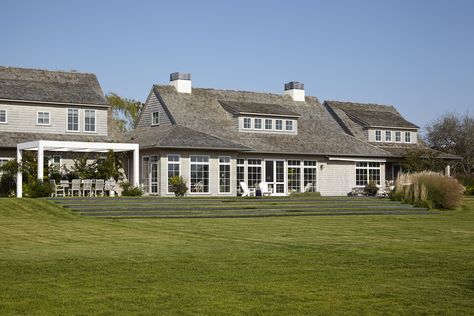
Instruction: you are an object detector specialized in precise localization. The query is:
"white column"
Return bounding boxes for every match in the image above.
[445,165,451,177]
[16,148,23,198]
[37,142,44,181]
[133,147,140,187]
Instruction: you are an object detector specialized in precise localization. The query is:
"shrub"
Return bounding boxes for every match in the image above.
[0,159,19,197]
[364,181,379,196]
[465,186,474,195]
[456,173,474,186]
[393,172,464,209]
[121,182,143,197]
[23,179,52,198]
[168,176,188,197]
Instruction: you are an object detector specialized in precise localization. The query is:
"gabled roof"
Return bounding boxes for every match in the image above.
[0,66,107,105]
[324,100,419,129]
[140,85,392,157]
[219,100,300,117]
[129,124,252,151]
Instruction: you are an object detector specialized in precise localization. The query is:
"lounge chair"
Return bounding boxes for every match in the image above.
[95,179,105,196]
[83,179,93,197]
[239,182,255,197]
[71,179,82,197]
[259,182,272,196]
[105,180,116,196]
[304,182,313,193]
[49,179,65,197]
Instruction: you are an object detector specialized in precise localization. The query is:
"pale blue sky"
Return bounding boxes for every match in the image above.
[1,0,473,129]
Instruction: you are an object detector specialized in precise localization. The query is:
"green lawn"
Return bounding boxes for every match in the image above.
[1,197,473,315]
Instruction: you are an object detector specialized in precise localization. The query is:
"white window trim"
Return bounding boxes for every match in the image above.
[84,109,96,133]
[275,119,283,131]
[355,161,382,187]
[254,118,263,130]
[395,131,402,143]
[166,154,181,194]
[36,111,51,126]
[0,109,7,124]
[385,130,392,142]
[375,130,382,142]
[152,111,160,126]
[404,131,411,143]
[66,108,80,132]
[243,117,252,129]
[189,155,211,195]
[218,156,232,194]
[285,120,294,131]
[264,118,273,131]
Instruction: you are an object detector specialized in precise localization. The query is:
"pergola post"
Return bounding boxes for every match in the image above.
[133,146,140,187]
[16,148,23,198]
[445,165,451,177]
[37,141,44,181]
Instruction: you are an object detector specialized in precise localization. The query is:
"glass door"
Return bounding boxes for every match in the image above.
[265,160,286,196]
[150,156,159,194]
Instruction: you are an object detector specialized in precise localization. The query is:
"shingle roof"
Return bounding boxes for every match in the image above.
[324,101,419,129]
[373,142,461,159]
[0,66,107,105]
[129,124,252,151]
[219,100,300,117]
[139,85,392,157]
[0,132,117,148]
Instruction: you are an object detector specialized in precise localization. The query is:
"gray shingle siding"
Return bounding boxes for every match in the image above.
[136,89,173,128]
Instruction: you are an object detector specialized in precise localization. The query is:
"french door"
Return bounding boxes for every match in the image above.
[265,160,286,195]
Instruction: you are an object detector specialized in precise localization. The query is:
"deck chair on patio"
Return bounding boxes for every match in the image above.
[239,182,255,197]
[259,182,272,196]
[82,179,93,197]
[94,179,105,196]
[49,179,65,197]
[304,182,313,193]
[105,180,116,196]
[71,179,82,197]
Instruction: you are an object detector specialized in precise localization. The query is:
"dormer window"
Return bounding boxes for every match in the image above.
[286,120,294,131]
[275,119,283,130]
[405,131,411,143]
[152,111,160,125]
[375,130,382,142]
[243,117,252,129]
[385,131,392,142]
[395,131,401,142]
[265,119,273,130]
[0,109,7,124]
[254,118,262,129]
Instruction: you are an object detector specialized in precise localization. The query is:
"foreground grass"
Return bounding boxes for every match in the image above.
[0,198,473,315]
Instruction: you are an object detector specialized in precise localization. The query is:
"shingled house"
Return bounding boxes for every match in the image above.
[0,66,139,197]
[128,72,429,197]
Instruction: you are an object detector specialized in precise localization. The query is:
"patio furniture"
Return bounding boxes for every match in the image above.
[83,179,93,197]
[239,182,255,197]
[304,182,313,193]
[49,179,65,197]
[95,179,105,196]
[349,187,366,196]
[259,182,272,196]
[71,179,82,197]
[59,180,70,196]
[105,180,116,196]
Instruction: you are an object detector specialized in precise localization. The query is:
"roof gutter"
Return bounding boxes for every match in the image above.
[0,98,109,108]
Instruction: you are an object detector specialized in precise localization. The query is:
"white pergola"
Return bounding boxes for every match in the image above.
[16,140,139,198]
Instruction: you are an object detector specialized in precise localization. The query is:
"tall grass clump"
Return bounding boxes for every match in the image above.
[393,171,464,209]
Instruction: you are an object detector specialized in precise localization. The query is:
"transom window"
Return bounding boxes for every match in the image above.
[190,155,209,193]
[67,109,79,131]
[356,162,381,186]
[37,112,50,125]
[385,131,392,142]
[84,110,96,132]
[405,131,411,143]
[0,109,7,123]
[275,119,283,130]
[265,119,273,130]
[152,111,160,125]
[375,130,382,141]
[167,154,180,193]
[219,156,231,193]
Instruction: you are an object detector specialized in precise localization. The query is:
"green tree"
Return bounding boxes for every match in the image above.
[402,148,444,173]
[106,93,143,132]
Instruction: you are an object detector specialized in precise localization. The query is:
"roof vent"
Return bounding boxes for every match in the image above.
[284,81,305,102]
[170,72,191,93]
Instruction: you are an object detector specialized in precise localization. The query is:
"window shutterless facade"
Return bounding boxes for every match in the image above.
[375,130,382,141]
[218,156,231,193]
[356,162,381,186]
[37,111,50,125]
[254,118,262,129]
[152,111,160,125]
[243,117,252,129]
[405,131,411,143]
[385,131,392,142]
[84,110,96,132]
[190,155,210,193]
[142,156,150,193]
[395,131,401,142]
[247,159,262,188]
[150,156,159,194]
[275,119,283,130]
[303,161,317,192]
[167,154,180,193]
[0,109,6,123]
[67,108,79,131]
[287,160,301,193]
[237,158,245,195]
[285,120,294,131]
[264,119,273,130]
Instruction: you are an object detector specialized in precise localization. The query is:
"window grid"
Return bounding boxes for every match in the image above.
[67,109,79,131]
[275,119,283,130]
[286,120,294,131]
[385,131,392,142]
[190,155,209,193]
[356,162,381,186]
[303,161,317,192]
[243,117,252,129]
[288,160,301,193]
[395,131,401,142]
[265,119,273,130]
[167,155,180,193]
[37,112,50,125]
[0,110,6,123]
[375,130,382,141]
[247,159,262,189]
[84,110,96,132]
[152,111,160,125]
[405,131,411,143]
[219,156,231,193]
[254,118,262,129]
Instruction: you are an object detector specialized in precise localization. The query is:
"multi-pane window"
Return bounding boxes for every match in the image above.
[286,120,294,131]
[152,111,160,125]
[0,109,6,123]
[303,161,317,192]
[150,156,159,194]
[67,109,79,131]
[287,160,301,193]
[395,131,401,142]
[167,155,180,193]
[247,159,262,189]
[243,117,252,129]
[275,119,283,130]
[142,156,150,193]
[190,156,209,193]
[84,110,96,132]
[375,130,382,141]
[219,156,231,193]
[0,158,10,176]
[237,159,245,195]
[405,131,411,143]
[37,112,50,125]
[254,118,262,129]
[385,131,392,142]
[265,119,273,130]
[356,162,381,186]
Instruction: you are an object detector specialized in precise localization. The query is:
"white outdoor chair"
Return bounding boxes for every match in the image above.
[304,182,313,193]
[105,180,116,196]
[71,179,82,197]
[49,179,65,197]
[83,179,93,197]
[239,182,255,197]
[259,182,272,196]
[95,179,105,196]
